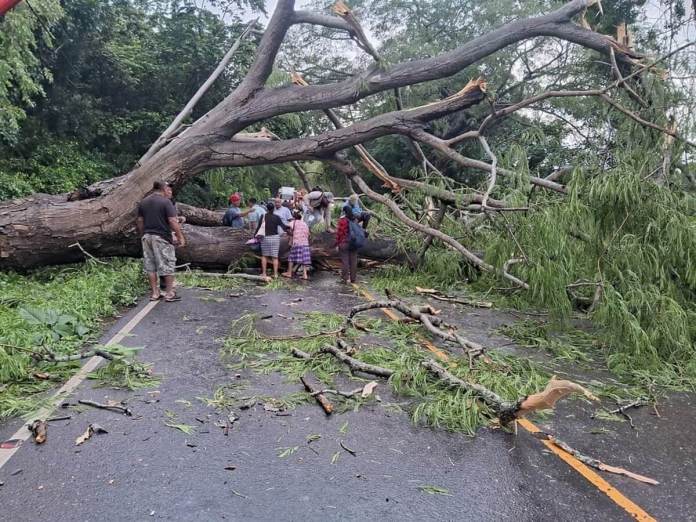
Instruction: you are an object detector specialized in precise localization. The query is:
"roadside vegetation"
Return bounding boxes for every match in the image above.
[0,260,145,418]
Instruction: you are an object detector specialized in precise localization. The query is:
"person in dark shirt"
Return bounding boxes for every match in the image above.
[136,181,186,301]
[255,201,290,279]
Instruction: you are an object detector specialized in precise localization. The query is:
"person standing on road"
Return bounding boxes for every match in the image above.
[136,181,186,302]
[256,201,289,279]
[335,206,358,284]
[283,210,312,280]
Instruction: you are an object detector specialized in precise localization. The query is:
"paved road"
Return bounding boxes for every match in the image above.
[0,275,694,521]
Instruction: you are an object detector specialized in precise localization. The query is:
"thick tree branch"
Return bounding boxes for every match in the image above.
[205,80,487,168]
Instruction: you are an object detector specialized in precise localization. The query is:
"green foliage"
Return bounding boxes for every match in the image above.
[479,145,696,383]
[0,1,64,143]
[0,260,145,418]
[0,140,117,200]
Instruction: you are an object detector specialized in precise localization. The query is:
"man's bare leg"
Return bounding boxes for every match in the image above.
[261,256,268,277]
[148,272,160,299]
[163,275,175,297]
[272,258,279,278]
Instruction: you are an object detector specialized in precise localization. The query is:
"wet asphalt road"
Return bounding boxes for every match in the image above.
[0,274,694,521]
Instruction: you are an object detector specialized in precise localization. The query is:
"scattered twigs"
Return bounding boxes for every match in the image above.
[68,242,106,264]
[300,373,334,415]
[77,399,133,417]
[535,432,659,485]
[261,327,345,341]
[415,287,493,308]
[339,440,357,456]
[189,272,270,283]
[47,415,71,422]
[592,398,648,429]
[320,344,394,378]
[311,388,363,398]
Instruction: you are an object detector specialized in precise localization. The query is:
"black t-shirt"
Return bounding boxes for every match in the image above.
[256,213,288,237]
[138,193,177,242]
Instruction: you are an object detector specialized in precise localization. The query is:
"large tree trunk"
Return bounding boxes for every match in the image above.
[0,203,405,270]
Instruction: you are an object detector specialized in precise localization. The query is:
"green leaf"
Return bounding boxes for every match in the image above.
[418,485,452,496]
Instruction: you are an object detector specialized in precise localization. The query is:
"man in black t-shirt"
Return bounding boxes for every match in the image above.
[136,181,186,302]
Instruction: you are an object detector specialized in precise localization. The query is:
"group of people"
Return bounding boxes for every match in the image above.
[137,181,371,301]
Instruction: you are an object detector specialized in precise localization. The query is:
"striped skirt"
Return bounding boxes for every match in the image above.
[261,235,281,258]
[288,245,312,266]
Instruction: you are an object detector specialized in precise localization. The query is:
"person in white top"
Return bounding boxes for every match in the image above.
[273,197,293,235]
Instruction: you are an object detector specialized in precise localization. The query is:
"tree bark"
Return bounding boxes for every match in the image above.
[0,214,405,269]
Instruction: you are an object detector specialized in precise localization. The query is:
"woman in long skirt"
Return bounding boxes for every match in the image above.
[283,210,312,280]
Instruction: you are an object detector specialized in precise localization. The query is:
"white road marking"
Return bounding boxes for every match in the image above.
[0,299,159,470]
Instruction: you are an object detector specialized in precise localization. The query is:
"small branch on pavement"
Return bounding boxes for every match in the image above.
[260,327,345,341]
[190,272,270,283]
[77,399,133,417]
[535,431,659,485]
[300,373,334,415]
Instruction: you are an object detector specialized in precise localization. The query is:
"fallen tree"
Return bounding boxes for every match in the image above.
[0,0,662,272]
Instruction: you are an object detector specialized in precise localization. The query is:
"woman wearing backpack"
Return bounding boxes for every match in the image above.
[335,206,363,284]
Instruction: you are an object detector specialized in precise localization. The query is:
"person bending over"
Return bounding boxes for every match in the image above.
[283,210,312,280]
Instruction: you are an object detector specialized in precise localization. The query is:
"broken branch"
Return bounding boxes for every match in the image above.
[320,344,394,378]
[300,373,334,415]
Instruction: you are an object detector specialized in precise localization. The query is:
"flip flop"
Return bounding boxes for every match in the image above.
[149,294,161,301]
[164,294,181,302]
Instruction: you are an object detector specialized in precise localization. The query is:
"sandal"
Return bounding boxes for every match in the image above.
[149,294,161,301]
[164,293,181,302]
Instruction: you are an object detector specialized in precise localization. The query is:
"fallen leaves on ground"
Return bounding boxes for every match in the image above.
[75,423,108,445]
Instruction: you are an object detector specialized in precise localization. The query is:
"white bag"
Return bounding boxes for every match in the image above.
[255,217,266,238]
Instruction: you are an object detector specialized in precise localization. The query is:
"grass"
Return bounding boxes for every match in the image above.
[0,259,145,419]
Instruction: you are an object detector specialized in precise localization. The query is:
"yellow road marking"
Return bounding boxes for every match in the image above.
[0,299,160,470]
[353,283,656,522]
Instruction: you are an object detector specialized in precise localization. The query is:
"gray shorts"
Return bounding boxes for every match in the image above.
[142,234,176,276]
